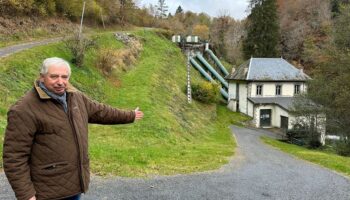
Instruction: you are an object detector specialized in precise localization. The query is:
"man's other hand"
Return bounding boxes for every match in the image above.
[134,107,144,120]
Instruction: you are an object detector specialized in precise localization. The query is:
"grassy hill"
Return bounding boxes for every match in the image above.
[0,30,248,177]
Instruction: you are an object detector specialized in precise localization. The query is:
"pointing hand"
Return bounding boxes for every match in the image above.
[134,107,144,120]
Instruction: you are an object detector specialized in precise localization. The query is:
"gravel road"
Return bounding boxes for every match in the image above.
[0,38,62,58]
[1,126,349,200]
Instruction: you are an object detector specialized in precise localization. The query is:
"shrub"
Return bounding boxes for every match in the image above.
[128,39,143,56]
[154,29,174,40]
[65,33,96,67]
[307,139,322,149]
[95,48,136,75]
[336,141,350,157]
[191,82,220,104]
[95,33,143,76]
[95,48,124,75]
[286,128,307,146]
[287,123,323,148]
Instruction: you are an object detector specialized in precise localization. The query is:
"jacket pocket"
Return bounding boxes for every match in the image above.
[33,161,71,176]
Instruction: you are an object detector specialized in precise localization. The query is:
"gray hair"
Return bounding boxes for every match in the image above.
[40,57,71,77]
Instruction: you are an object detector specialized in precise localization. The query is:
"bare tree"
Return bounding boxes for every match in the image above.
[278,0,332,68]
[210,13,232,59]
[118,0,135,26]
[224,20,245,64]
[155,0,168,19]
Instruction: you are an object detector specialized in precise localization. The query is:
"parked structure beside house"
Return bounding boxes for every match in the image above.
[225,57,312,130]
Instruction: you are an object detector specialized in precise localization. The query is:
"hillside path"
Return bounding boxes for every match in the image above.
[1,126,350,199]
[0,37,62,58]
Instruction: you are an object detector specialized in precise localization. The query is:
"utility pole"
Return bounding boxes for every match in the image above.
[187,50,192,103]
[79,1,86,39]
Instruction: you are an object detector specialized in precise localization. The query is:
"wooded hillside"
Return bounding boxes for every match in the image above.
[1,0,348,69]
[0,0,147,26]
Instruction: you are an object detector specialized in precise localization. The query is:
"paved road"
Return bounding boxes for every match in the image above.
[1,126,350,199]
[0,37,62,58]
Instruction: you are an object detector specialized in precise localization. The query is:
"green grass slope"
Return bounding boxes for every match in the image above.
[0,30,248,176]
[262,137,350,177]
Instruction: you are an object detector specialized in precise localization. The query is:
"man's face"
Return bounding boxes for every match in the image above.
[40,64,70,95]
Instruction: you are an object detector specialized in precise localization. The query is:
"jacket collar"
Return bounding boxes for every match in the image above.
[34,80,78,99]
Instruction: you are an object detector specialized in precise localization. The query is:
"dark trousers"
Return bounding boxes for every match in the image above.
[61,194,81,200]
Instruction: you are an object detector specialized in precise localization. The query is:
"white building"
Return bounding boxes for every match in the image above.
[225,58,311,130]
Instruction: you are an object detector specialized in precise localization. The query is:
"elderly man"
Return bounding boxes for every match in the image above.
[3,57,143,200]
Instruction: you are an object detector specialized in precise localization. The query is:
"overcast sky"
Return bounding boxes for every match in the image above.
[137,0,249,20]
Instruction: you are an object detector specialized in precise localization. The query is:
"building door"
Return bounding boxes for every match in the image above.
[260,109,271,127]
[280,116,289,131]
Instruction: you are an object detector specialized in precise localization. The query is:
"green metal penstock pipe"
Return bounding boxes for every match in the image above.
[189,58,228,99]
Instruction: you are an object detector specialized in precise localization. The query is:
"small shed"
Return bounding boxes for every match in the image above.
[172,35,181,43]
[186,36,199,43]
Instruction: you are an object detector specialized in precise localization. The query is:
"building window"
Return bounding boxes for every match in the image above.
[276,85,282,96]
[294,84,300,95]
[256,85,263,96]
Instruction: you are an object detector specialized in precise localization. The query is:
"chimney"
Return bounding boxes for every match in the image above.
[231,67,235,74]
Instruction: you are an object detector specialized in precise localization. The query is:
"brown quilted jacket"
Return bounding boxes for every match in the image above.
[3,81,135,200]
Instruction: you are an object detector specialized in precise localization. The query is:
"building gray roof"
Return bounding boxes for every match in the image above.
[226,58,311,81]
[248,97,295,111]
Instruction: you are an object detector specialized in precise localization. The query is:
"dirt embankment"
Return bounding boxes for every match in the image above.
[0,15,78,45]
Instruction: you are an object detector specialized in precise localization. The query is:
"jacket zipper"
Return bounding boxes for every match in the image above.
[67,95,85,192]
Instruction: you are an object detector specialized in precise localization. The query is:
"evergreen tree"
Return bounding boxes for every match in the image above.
[242,0,280,59]
[175,5,183,15]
